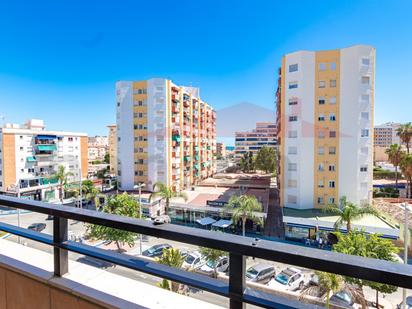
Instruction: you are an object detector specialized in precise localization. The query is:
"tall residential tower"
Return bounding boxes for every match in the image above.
[276,45,375,209]
[116,78,216,191]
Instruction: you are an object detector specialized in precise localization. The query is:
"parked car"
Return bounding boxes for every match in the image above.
[153,215,171,225]
[142,244,172,258]
[196,256,229,276]
[182,251,205,270]
[267,267,307,291]
[245,264,276,284]
[329,291,355,308]
[27,223,46,232]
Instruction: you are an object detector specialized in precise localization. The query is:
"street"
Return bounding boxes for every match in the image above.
[0,210,410,308]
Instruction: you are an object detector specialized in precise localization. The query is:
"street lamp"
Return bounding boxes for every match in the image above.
[402,202,411,309]
[134,183,145,255]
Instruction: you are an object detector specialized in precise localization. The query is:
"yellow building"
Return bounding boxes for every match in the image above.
[107,124,117,175]
[276,45,375,209]
[116,79,216,192]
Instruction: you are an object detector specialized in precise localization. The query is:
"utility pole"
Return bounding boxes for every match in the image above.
[134,183,145,254]
[402,202,410,309]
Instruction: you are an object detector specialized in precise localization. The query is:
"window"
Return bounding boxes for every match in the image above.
[330,79,337,88]
[288,163,297,171]
[288,146,297,155]
[329,181,335,188]
[318,163,324,171]
[117,102,120,107]
[361,129,369,137]
[19,136,23,139]
[318,81,326,88]
[329,131,336,138]
[360,166,368,172]
[317,197,324,204]
[68,137,73,142]
[318,96,326,105]
[329,96,336,104]
[19,147,23,151]
[288,130,298,138]
[361,94,369,103]
[329,165,335,172]
[318,63,326,71]
[361,58,370,66]
[361,112,369,120]
[318,180,324,188]
[318,114,325,122]
[288,179,297,188]
[328,197,335,204]
[329,113,336,121]
[318,147,324,155]
[287,195,297,204]
[330,62,336,70]
[289,116,298,122]
[289,98,298,105]
[318,130,325,139]
[361,76,370,85]
[329,147,336,155]
[289,82,298,89]
[289,64,298,72]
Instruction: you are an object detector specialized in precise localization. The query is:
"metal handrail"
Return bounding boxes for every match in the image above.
[0,195,411,309]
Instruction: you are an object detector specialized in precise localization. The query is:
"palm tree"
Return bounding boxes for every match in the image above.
[224,195,262,237]
[301,272,344,308]
[156,248,184,292]
[324,197,377,232]
[149,182,188,215]
[400,154,412,198]
[82,180,101,208]
[53,165,73,203]
[396,122,412,154]
[385,144,404,191]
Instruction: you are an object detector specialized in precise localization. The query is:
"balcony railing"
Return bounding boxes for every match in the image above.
[0,195,411,309]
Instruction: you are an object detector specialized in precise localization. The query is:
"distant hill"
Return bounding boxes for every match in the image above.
[216,102,275,139]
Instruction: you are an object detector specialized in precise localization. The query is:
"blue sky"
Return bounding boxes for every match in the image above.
[0,1,411,137]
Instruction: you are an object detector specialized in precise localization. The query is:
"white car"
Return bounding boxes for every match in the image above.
[267,267,307,291]
[182,251,205,270]
[196,256,229,276]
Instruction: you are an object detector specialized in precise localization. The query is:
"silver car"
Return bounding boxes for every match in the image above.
[245,264,276,284]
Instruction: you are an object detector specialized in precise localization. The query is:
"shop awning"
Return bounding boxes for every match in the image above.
[26,156,37,162]
[37,145,57,151]
[195,217,216,226]
[212,219,232,229]
[36,135,56,140]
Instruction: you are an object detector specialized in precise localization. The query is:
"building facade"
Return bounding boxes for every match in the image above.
[88,136,108,162]
[107,125,118,176]
[234,122,277,159]
[276,45,375,209]
[216,142,226,158]
[0,119,88,201]
[374,122,401,147]
[116,78,216,191]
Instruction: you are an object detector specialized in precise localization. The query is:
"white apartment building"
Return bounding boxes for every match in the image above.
[276,45,375,209]
[88,136,108,162]
[0,119,88,201]
[116,78,216,192]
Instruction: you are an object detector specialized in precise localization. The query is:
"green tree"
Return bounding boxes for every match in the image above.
[87,193,140,251]
[333,230,399,308]
[199,247,226,278]
[255,146,276,174]
[51,165,73,202]
[224,195,262,237]
[104,153,110,164]
[96,167,107,179]
[239,151,255,173]
[156,248,185,292]
[324,196,377,232]
[400,154,412,198]
[396,122,412,154]
[149,182,188,215]
[385,144,404,191]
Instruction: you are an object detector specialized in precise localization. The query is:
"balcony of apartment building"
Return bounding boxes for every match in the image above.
[34,135,57,145]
